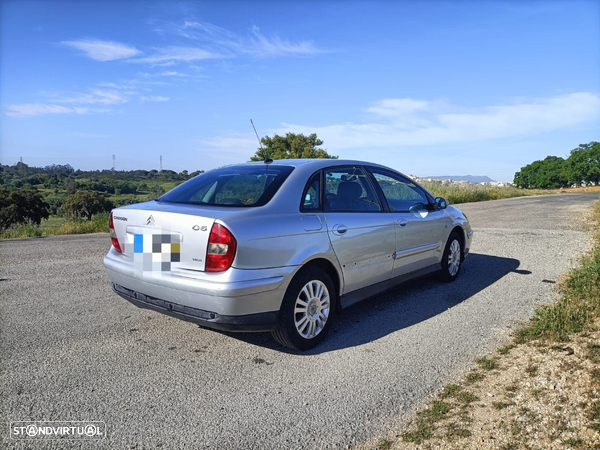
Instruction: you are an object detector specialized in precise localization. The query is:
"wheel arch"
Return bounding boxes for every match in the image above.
[450,225,466,260]
[301,257,342,313]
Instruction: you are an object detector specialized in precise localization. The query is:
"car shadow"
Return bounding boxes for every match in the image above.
[211,253,523,354]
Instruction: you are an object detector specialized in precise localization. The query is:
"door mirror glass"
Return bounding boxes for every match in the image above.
[435,197,448,209]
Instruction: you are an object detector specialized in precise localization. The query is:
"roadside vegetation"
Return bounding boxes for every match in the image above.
[514,141,599,189]
[374,200,600,449]
[0,162,202,239]
[421,181,548,204]
[1,136,595,239]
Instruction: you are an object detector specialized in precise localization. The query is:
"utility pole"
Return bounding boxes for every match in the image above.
[19,157,23,163]
[159,155,163,173]
[112,154,115,171]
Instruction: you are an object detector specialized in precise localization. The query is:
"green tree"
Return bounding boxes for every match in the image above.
[563,142,600,186]
[0,188,49,230]
[249,133,337,161]
[150,185,166,197]
[63,191,113,220]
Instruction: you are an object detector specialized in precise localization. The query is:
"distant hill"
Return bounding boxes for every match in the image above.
[424,175,495,183]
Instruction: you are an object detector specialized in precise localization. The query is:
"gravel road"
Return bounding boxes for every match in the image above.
[1,192,598,449]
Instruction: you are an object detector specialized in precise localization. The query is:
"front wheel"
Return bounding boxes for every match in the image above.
[272,267,335,350]
[440,232,463,282]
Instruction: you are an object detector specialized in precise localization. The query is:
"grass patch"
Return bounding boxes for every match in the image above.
[0,223,43,239]
[457,391,478,405]
[476,357,498,371]
[587,343,600,363]
[440,384,463,399]
[376,439,392,450]
[38,215,65,232]
[46,213,109,236]
[515,200,600,343]
[400,421,433,444]
[445,423,471,440]
[589,402,600,423]
[1,213,109,239]
[525,364,539,377]
[426,401,453,421]
[492,401,511,410]
[465,372,485,384]
[498,343,516,355]
[563,437,584,447]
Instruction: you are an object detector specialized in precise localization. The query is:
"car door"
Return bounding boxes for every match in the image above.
[323,166,395,295]
[368,168,444,278]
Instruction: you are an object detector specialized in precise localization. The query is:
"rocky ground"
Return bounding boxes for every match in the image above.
[385,321,600,449]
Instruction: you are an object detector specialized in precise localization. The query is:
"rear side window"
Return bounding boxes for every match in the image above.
[159,165,294,207]
[301,172,321,212]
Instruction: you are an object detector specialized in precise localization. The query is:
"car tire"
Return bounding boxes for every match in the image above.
[272,266,335,350]
[440,232,463,282]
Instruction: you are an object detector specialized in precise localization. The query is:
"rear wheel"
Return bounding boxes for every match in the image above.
[440,232,463,282]
[272,267,335,350]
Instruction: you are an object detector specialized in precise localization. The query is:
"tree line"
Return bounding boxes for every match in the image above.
[514,142,599,189]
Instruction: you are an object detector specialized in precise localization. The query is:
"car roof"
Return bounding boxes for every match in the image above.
[242,159,390,169]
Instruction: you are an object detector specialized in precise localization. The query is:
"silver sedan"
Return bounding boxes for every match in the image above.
[104,159,472,350]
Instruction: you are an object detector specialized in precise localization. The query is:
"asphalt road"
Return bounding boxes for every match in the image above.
[1,192,598,449]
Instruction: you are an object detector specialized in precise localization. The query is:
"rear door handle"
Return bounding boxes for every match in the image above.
[332,224,348,235]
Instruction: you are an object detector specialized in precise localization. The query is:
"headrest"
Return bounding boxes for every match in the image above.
[337,181,362,200]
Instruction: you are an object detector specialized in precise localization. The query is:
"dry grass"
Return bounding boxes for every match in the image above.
[420,182,549,204]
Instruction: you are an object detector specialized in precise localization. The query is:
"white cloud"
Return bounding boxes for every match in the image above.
[131,47,219,64]
[51,88,128,105]
[245,26,322,57]
[367,98,432,117]
[6,104,109,117]
[152,19,322,61]
[62,39,141,61]
[160,71,193,77]
[273,92,600,150]
[140,96,170,102]
[197,93,600,160]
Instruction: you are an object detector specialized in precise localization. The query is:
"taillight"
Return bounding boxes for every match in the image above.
[206,223,236,272]
[109,211,123,253]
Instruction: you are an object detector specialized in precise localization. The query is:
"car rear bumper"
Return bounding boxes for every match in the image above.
[112,283,278,331]
[104,250,298,321]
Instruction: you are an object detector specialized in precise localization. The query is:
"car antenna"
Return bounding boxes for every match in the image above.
[250,119,272,165]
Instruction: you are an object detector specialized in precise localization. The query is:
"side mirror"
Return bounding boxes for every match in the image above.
[408,202,427,213]
[435,197,448,209]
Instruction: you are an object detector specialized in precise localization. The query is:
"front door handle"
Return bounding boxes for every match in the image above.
[332,224,348,235]
[396,219,407,227]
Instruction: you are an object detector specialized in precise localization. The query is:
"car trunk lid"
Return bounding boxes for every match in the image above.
[111,202,217,272]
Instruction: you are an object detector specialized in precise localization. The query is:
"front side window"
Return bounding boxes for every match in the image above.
[370,169,429,212]
[159,165,294,207]
[324,166,382,212]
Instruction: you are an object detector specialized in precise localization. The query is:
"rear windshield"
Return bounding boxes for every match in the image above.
[158,165,294,207]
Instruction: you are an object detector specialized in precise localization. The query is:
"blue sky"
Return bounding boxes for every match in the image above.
[1,1,599,181]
